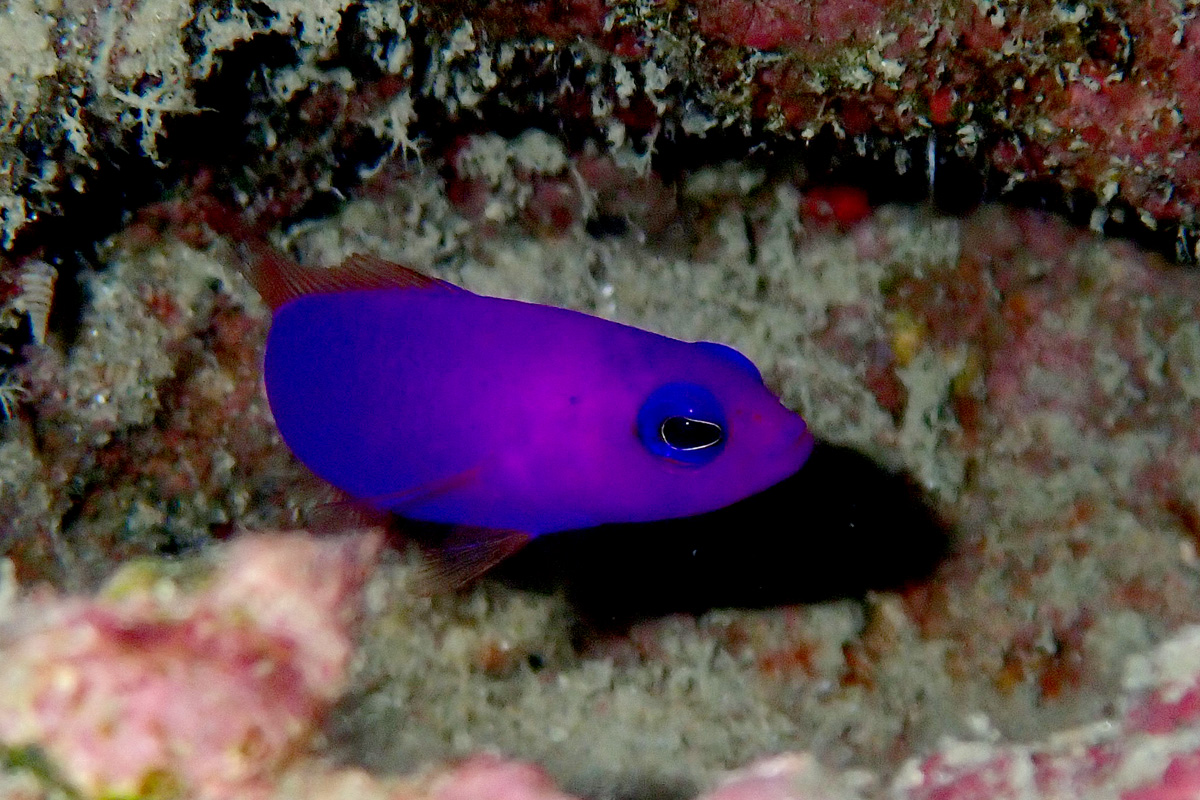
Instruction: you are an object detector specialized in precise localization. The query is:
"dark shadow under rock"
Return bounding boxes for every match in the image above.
[487,441,951,630]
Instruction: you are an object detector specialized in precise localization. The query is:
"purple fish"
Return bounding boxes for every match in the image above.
[252,248,814,578]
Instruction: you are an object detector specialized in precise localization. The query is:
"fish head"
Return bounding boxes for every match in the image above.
[609,340,814,522]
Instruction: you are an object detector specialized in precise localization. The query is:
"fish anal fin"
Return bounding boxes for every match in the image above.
[252,248,464,311]
[412,526,532,594]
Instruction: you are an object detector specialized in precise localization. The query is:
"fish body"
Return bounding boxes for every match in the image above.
[261,257,814,537]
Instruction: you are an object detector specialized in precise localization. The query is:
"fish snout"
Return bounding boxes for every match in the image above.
[776,409,816,467]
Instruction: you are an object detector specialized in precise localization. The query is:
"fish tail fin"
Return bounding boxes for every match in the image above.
[195,196,266,244]
[195,199,295,311]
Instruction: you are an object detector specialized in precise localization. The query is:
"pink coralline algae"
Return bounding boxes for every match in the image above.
[687,627,1200,800]
[11,525,1200,800]
[333,0,1200,255]
[664,0,1200,243]
[0,222,309,587]
[413,755,582,800]
[9,0,1200,264]
[695,0,890,54]
[698,754,874,800]
[388,0,1200,251]
[0,531,381,799]
[268,754,587,800]
[889,625,1200,800]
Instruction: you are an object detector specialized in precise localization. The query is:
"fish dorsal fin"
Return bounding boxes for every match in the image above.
[250,246,465,311]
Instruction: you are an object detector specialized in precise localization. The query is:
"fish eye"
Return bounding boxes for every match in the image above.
[637,382,727,466]
[660,416,724,450]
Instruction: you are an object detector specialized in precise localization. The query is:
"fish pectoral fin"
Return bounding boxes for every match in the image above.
[360,465,486,513]
[412,526,532,593]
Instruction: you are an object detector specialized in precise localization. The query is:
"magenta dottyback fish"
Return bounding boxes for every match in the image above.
[252,248,815,580]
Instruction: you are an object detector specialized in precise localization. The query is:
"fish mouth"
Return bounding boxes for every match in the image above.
[748,420,815,496]
[796,429,816,460]
[775,412,816,470]
[791,424,817,466]
[738,405,816,472]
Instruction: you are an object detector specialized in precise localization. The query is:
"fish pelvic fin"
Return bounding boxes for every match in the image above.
[307,493,393,535]
[412,526,533,594]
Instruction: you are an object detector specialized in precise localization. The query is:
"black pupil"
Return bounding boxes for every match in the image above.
[660,416,724,450]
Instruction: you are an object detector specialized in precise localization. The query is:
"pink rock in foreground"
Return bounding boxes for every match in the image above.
[269,754,585,800]
[0,530,381,799]
[698,754,873,800]
[890,625,1200,800]
[423,754,582,800]
[697,626,1200,800]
